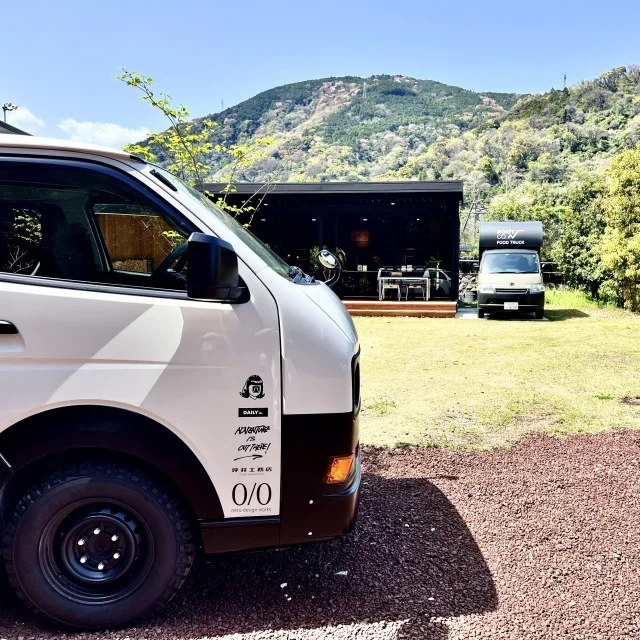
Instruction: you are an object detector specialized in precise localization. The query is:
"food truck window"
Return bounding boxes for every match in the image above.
[482,253,539,274]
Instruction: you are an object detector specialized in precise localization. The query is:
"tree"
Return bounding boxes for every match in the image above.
[557,172,610,299]
[599,144,640,310]
[478,156,499,184]
[116,69,273,224]
[527,152,565,183]
[598,66,628,92]
[507,132,538,170]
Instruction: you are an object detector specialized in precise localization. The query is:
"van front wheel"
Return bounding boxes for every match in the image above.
[2,461,195,628]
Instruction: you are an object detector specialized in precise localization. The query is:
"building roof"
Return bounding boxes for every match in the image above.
[0,121,30,135]
[205,181,463,196]
[0,134,135,161]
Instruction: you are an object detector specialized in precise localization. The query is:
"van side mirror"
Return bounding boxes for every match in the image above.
[187,233,241,301]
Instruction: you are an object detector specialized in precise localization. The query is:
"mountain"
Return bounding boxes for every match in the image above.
[193,74,524,182]
[157,67,640,209]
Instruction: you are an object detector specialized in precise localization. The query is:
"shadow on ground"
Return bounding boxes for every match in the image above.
[485,309,590,321]
[0,464,496,639]
[544,309,590,321]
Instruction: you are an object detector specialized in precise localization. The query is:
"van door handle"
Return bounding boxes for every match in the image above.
[0,321,19,335]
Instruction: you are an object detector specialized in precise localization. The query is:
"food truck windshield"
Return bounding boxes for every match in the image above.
[481,251,540,274]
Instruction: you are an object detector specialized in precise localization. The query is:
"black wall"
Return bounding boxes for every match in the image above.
[218,192,460,300]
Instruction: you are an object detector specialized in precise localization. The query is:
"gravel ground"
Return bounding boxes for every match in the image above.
[1,430,639,639]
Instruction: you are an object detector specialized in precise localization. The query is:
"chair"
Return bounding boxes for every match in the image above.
[380,271,402,300]
[405,282,426,300]
[405,271,427,300]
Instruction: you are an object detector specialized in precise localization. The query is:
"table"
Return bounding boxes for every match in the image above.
[378,277,431,301]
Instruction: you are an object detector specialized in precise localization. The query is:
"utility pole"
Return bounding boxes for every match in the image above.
[563,74,567,89]
[2,102,18,123]
[363,82,367,99]
[220,99,224,111]
[461,193,486,246]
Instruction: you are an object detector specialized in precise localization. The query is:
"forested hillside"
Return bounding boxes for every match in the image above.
[192,68,640,193]
[195,74,522,182]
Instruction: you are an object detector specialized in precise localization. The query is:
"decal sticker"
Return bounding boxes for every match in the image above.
[234,446,271,460]
[238,408,268,417]
[230,376,277,515]
[235,425,270,435]
[231,482,272,508]
[233,425,273,462]
[232,466,273,475]
[239,375,265,399]
[229,418,276,514]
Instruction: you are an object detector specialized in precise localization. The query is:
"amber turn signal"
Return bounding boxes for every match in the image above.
[322,453,355,484]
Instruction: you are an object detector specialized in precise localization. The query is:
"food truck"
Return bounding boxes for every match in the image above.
[477,221,545,319]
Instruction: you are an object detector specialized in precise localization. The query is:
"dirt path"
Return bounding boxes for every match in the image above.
[1,430,639,639]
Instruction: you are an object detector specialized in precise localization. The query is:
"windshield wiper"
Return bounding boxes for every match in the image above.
[288,266,315,283]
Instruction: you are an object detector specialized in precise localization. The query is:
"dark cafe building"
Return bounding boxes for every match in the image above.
[205,181,463,301]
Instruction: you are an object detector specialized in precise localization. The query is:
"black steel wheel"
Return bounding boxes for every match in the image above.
[2,461,195,628]
[39,499,152,605]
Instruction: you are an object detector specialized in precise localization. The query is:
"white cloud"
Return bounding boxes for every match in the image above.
[57,118,150,149]
[7,107,45,133]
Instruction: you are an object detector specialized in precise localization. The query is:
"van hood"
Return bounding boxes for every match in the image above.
[301,282,359,347]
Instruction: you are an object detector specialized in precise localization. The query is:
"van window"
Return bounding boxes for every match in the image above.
[481,252,539,274]
[94,204,187,275]
[0,204,42,275]
[0,161,192,291]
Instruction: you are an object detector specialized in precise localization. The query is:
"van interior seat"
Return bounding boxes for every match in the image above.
[36,203,94,281]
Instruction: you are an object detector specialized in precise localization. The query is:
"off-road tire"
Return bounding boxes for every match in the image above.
[2,460,195,628]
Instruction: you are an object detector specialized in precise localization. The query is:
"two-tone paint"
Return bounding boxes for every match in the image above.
[0,136,360,552]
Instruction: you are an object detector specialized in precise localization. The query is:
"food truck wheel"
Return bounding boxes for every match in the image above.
[477,309,485,318]
[535,310,544,319]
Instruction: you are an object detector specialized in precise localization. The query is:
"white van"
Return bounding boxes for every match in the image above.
[476,221,545,319]
[0,137,361,627]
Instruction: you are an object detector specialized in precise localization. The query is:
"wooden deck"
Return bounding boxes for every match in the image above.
[344,299,457,318]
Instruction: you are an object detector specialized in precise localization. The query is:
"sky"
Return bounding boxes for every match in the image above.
[2,0,640,147]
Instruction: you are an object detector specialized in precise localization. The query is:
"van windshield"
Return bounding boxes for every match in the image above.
[482,252,540,274]
[150,167,293,279]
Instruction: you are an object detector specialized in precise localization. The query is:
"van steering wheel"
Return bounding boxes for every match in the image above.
[152,241,189,279]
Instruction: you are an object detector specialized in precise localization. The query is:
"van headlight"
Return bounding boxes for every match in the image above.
[529,284,545,293]
[478,285,496,294]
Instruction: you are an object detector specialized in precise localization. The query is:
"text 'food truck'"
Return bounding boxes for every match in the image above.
[477,221,545,319]
[0,136,361,628]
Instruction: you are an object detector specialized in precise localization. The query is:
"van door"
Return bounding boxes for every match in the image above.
[0,157,282,518]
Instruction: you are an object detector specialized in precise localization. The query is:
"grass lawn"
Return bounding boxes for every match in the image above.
[356,289,640,449]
